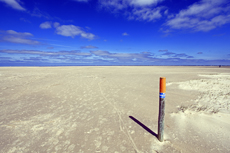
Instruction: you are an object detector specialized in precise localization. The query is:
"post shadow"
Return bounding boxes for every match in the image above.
[129,116,157,138]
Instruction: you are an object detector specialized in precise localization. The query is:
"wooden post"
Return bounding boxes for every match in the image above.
[158,77,166,142]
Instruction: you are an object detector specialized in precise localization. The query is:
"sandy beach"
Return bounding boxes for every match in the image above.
[0,66,230,153]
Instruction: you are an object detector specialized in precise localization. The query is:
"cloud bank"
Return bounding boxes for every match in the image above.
[39,21,96,40]
[99,0,230,32]
[56,25,95,40]
[165,0,230,32]
[1,49,229,66]
[99,0,166,22]
[0,30,39,45]
[0,49,91,56]
[0,0,26,11]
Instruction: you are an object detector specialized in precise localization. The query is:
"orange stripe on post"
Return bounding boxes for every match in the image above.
[160,77,166,93]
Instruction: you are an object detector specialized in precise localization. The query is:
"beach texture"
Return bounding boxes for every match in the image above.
[0,66,230,153]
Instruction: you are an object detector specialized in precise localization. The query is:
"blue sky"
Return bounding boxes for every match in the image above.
[0,0,230,66]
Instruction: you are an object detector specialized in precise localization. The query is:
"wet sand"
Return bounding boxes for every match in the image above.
[0,66,230,153]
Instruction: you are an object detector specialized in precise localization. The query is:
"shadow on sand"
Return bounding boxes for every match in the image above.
[129,116,158,138]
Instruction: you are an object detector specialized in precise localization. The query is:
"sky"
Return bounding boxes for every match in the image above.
[0,0,230,66]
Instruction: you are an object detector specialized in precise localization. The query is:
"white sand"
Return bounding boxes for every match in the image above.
[168,73,230,153]
[0,66,230,153]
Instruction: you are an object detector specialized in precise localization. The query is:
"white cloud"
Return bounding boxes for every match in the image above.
[40,21,52,29]
[0,49,91,56]
[178,0,226,18]
[6,30,32,36]
[130,0,163,6]
[1,30,39,45]
[3,37,39,45]
[165,0,230,32]
[81,45,98,49]
[164,9,168,15]
[99,0,165,21]
[122,32,129,36]
[73,0,89,2]
[99,0,163,9]
[81,33,95,40]
[53,22,60,28]
[129,7,163,21]
[90,50,155,62]
[0,0,25,11]
[38,22,95,40]
[99,0,127,10]
[31,8,51,19]
[55,25,95,40]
